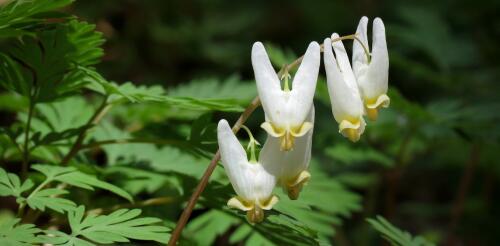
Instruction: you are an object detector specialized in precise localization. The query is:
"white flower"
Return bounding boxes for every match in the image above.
[217,119,278,223]
[252,41,320,151]
[323,35,366,142]
[353,16,390,121]
[260,106,314,200]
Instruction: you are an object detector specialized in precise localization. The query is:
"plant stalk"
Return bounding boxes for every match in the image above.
[21,101,35,179]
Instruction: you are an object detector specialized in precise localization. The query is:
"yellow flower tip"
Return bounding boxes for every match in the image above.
[246,206,264,224]
[339,119,362,142]
[260,122,285,138]
[227,197,253,211]
[345,128,361,142]
[290,122,313,138]
[365,94,390,121]
[366,107,379,121]
[229,196,278,223]
[259,195,279,210]
[285,171,311,200]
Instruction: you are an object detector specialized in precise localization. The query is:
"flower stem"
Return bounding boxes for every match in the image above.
[240,125,259,163]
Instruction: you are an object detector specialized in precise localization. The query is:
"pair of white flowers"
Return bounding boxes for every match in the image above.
[217,16,389,223]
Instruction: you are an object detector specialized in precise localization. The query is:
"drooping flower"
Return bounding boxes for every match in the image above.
[352,16,390,121]
[323,35,366,142]
[217,119,278,223]
[260,106,314,200]
[252,41,320,151]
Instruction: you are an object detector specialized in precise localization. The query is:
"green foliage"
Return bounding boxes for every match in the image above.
[0,0,73,37]
[32,164,132,202]
[40,205,170,245]
[0,20,104,103]
[0,168,33,197]
[23,188,76,213]
[0,218,41,246]
[368,216,435,246]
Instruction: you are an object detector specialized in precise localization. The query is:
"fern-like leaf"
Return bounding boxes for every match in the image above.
[40,206,170,245]
[367,215,435,246]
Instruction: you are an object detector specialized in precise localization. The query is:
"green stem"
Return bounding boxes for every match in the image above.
[21,101,35,179]
[240,125,259,163]
[18,178,51,218]
[61,96,110,166]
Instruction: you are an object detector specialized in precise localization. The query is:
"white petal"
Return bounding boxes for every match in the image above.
[252,42,285,125]
[366,17,389,98]
[289,42,320,125]
[217,119,249,197]
[353,16,369,76]
[260,106,314,182]
[354,18,389,101]
[323,38,364,123]
[245,163,276,201]
[330,33,357,87]
[217,119,276,202]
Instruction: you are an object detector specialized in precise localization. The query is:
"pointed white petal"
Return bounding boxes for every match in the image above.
[323,38,364,123]
[289,42,320,125]
[331,33,357,88]
[366,17,389,98]
[252,42,284,124]
[217,119,249,197]
[353,16,369,76]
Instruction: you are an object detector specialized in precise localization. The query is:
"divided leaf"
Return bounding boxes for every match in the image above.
[42,205,170,245]
[0,0,73,38]
[0,20,104,103]
[0,167,33,197]
[0,218,42,246]
[32,164,133,202]
[367,216,435,246]
[24,188,76,213]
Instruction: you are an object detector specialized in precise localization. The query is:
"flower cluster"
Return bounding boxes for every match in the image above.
[217,16,389,223]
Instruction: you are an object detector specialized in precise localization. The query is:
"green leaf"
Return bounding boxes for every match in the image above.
[25,188,76,213]
[0,0,73,38]
[104,166,179,195]
[82,66,245,111]
[32,164,133,202]
[55,171,133,202]
[169,75,256,104]
[0,20,104,102]
[0,167,33,197]
[367,215,435,246]
[185,210,239,245]
[46,205,170,245]
[0,218,42,246]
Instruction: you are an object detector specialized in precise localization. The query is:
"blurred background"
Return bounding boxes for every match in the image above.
[69,0,500,245]
[7,0,498,245]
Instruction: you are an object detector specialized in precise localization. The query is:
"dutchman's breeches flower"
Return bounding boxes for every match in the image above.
[217,120,278,223]
[260,107,314,200]
[324,35,366,142]
[252,41,320,151]
[353,16,390,121]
